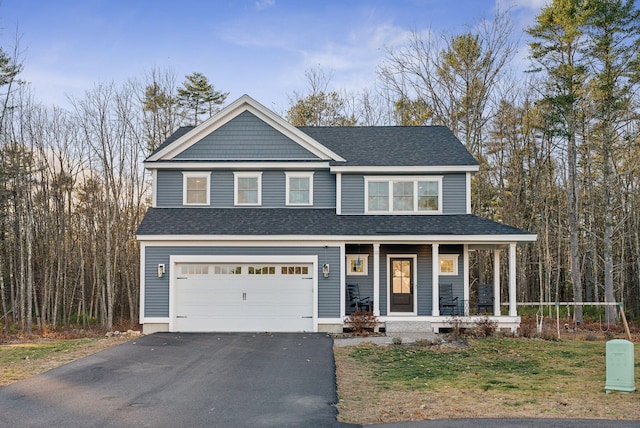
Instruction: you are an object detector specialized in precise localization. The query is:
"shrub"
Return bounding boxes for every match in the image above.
[475,317,498,338]
[414,337,441,347]
[344,310,379,336]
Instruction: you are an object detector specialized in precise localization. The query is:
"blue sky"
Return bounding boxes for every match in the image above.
[1,0,548,113]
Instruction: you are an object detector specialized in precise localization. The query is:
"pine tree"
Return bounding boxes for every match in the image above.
[176,72,228,126]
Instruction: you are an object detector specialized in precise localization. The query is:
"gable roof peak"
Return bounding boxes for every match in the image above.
[146,94,345,163]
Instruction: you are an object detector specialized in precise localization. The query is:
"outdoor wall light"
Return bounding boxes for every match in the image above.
[158,264,165,278]
[323,263,330,278]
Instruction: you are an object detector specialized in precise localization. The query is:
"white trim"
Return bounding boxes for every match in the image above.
[463,244,469,316]
[373,243,380,316]
[340,243,346,319]
[151,169,157,208]
[364,176,443,214]
[346,254,368,276]
[432,244,439,316]
[438,254,459,275]
[168,254,318,332]
[494,248,501,316]
[139,243,146,321]
[331,165,479,173]
[137,234,538,243]
[146,161,331,170]
[336,172,342,214]
[285,171,314,206]
[466,172,472,214]
[182,171,211,206]
[147,95,345,162]
[386,254,418,316]
[234,171,262,206]
[141,317,171,324]
[509,243,517,317]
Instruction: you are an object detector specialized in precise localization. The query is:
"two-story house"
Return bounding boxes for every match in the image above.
[136,95,536,334]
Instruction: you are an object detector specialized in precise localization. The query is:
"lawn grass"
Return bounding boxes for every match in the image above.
[335,337,640,423]
[0,339,96,364]
[348,338,605,392]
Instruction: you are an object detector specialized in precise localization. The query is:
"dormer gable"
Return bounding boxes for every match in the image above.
[146,94,345,164]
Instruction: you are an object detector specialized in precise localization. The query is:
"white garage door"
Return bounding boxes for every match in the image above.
[173,263,314,332]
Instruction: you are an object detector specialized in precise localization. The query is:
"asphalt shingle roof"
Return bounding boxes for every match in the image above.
[137,208,534,238]
[149,125,478,167]
[298,126,478,166]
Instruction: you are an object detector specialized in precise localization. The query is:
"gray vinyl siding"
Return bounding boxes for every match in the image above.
[212,171,234,206]
[345,245,373,315]
[156,170,184,207]
[262,171,284,207]
[442,173,466,214]
[340,173,467,214]
[144,246,341,318]
[341,174,363,213]
[312,170,336,208]
[174,111,319,160]
[439,245,464,307]
[156,169,335,208]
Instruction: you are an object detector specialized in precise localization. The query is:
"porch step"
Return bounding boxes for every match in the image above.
[384,320,433,333]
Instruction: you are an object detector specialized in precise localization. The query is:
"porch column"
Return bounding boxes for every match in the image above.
[432,244,440,316]
[509,243,517,317]
[373,243,380,316]
[463,244,469,316]
[493,249,501,316]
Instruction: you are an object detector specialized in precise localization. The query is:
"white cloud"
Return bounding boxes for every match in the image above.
[255,0,275,11]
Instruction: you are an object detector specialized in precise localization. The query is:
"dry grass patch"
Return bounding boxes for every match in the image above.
[0,337,131,386]
[334,338,640,424]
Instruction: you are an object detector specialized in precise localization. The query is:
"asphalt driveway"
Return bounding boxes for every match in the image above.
[0,333,346,428]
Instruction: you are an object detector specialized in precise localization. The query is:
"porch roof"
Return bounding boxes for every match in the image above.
[137,208,536,241]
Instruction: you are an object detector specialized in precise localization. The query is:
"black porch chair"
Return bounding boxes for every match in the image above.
[439,283,459,316]
[477,283,494,315]
[347,283,372,312]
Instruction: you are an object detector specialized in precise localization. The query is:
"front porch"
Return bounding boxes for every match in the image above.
[342,242,522,333]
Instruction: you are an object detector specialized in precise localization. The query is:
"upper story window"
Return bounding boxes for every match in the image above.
[365,176,442,214]
[183,172,211,205]
[234,172,262,205]
[285,172,314,206]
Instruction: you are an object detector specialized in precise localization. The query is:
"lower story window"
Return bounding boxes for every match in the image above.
[439,254,459,275]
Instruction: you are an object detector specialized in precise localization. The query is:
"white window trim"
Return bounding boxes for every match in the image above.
[439,254,459,276]
[364,176,443,214]
[182,171,211,206]
[346,254,368,276]
[234,171,262,206]
[386,254,418,316]
[285,171,314,206]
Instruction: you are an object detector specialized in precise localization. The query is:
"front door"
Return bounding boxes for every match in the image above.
[390,258,413,313]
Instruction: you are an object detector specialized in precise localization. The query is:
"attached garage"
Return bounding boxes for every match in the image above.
[172,261,315,332]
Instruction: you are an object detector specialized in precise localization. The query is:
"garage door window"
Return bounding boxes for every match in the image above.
[248,266,276,275]
[181,265,209,275]
[214,265,241,275]
[281,266,309,275]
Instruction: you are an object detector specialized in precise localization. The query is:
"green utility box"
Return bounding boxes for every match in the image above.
[605,339,635,393]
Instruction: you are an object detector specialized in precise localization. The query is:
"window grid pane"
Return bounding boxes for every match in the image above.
[238,177,258,204]
[418,181,438,211]
[393,181,413,211]
[186,177,207,204]
[289,177,309,204]
[368,182,389,211]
